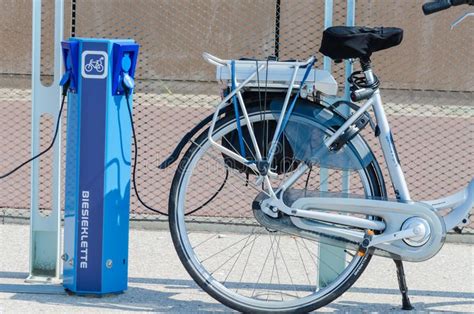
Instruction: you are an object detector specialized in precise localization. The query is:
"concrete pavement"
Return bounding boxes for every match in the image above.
[0,223,473,313]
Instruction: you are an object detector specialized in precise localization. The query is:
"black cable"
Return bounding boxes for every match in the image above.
[184,170,228,216]
[304,165,312,196]
[348,71,380,90]
[0,80,227,215]
[0,94,66,180]
[124,91,228,216]
[125,92,168,215]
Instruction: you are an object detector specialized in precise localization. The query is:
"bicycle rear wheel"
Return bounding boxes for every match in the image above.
[169,104,385,313]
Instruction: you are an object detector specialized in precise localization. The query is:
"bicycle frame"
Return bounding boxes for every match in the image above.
[204,53,473,258]
[279,68,412,202]
[206,54,413,199]
[206,54,317,198]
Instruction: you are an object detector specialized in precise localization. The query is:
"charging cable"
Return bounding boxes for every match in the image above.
[0,86,68,180]
[122,74,168,216]
[123,74,227,217]
[0,70,225,217]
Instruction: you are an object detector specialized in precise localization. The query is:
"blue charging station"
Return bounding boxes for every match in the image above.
[61,38,139,295]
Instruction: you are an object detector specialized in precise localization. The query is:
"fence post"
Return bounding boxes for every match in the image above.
[274,0,281,59]
[318,0,356,287]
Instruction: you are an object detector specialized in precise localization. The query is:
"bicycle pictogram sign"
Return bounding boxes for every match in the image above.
[81,51,108,79]
[84,57,104,73]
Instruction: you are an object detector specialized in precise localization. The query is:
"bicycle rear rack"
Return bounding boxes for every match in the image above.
[205,52,338,96]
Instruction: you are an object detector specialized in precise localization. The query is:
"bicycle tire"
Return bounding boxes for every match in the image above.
[169,104,385,313]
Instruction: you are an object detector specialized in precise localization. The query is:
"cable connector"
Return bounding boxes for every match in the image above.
[60,70,72,96]
[122,73,135,92]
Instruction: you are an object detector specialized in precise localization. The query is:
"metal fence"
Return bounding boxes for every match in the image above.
[0,0,472,233]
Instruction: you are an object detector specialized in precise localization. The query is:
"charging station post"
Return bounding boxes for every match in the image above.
[61,38,139,295]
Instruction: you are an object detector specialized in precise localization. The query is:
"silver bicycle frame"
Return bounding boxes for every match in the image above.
[200,5,474,262]
[205,53,316,198]
[204,53,473,240]
[275,67,412,201]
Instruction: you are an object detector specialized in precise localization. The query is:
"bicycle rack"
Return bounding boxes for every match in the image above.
[318,0,356,287]
[27,0,64,283]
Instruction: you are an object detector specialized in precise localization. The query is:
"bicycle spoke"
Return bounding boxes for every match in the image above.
[210,234,260,277]
[277,137,311,190]
[301,238,343,277]
[251,232,277,298]
[223,229,257,284]
[201,233,257,264]
[267,233,283,301]
[171,109,379,311]
[190,139,269,196]
[192,233,218,250]
[236,230,258,295]
[275,235,302,298]
[294,237,313,287]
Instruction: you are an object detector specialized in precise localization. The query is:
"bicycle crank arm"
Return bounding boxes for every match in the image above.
[273,196,447,262]
[290,217,421,260]
[368,227,419,247]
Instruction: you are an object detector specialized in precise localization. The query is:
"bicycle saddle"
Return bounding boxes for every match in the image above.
[319,26,403,60]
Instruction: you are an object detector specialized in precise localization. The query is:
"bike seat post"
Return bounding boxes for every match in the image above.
[360,57,376,86]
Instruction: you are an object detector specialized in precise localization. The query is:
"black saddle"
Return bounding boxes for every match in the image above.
[319,26,403,60]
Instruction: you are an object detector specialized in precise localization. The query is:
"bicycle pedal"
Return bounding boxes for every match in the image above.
[357,230,374,256]
[453,215,471,234]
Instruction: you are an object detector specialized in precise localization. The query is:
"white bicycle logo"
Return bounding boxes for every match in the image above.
[84,57,104,73]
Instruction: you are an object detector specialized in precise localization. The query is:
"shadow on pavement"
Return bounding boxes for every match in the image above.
[328,300,474,313]
[1,272,472,312]
[0,272,227,312]
[348,286,474,299]
[0,271,29,279]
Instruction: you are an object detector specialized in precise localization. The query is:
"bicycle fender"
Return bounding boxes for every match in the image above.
[160,96,378,175]
[159,110,219,169]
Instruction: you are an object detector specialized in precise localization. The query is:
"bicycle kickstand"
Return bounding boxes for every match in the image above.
[394,259,414,310]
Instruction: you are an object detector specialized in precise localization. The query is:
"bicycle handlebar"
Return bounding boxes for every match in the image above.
[423,0,452,15]
[423,0,472,15]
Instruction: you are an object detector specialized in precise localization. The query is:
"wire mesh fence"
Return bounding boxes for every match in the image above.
[0,0,472,234]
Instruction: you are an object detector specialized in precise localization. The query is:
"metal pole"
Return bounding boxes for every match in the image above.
[318,0,356,288]
[71,0,76,37]
[27,0,64,283]
[342,0,356,192]
[274,0,281,59]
